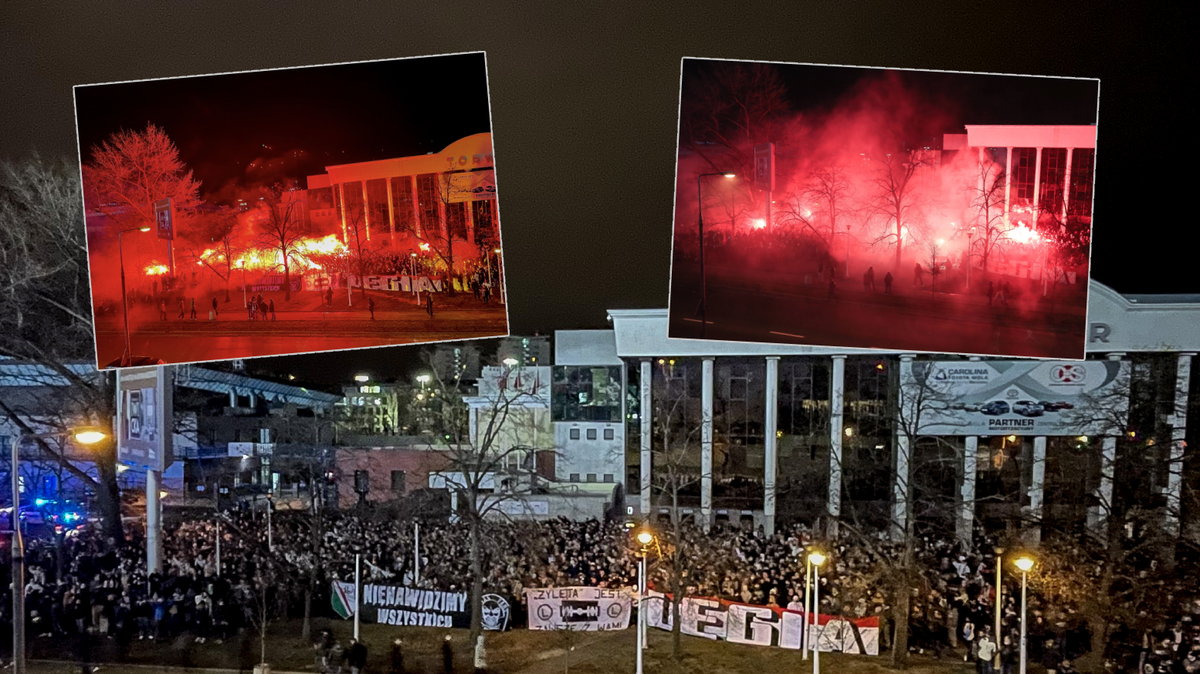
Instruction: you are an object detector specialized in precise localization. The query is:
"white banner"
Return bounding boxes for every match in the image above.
[347,274,445,293]
[447,169,497,202]
[526,587,632,631]
[916,360,1130,436]
[644,591,878,655]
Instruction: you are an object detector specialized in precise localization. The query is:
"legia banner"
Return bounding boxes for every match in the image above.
[525,587,632,631]
[644,590,879,655]
[331,581,512,631]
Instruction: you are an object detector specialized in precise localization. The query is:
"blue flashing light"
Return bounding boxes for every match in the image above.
[34,498,49,506]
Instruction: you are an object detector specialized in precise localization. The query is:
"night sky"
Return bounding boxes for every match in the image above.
[74,53,491,200]
[0,3,1190,389]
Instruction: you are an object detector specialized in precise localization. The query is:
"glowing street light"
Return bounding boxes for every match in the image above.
[12,426,109,674]
[1014,555,1035,674]
[633,528,657,674]
[117,225,152,366]
[354,374,370,383]
[806,550,827,672]
[696,171,736,337]
[502,357,518,368]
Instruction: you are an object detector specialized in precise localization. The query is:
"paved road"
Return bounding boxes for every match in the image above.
[671,262,1087,358]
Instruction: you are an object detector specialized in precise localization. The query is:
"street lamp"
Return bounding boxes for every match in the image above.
[807,550,827,673]
[1014,555,1035,674]
[117,225,152,366]
[354,374,370,383]
[695,171,736,337]
[994,546,1004,671]
[634,528,657,674]
[10,426,108,674]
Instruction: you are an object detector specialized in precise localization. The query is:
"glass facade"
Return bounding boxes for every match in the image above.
[552,365,621,422]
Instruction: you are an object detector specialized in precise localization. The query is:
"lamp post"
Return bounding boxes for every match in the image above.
[235,261,248,308]
[802,552,812,660]
[1014,555,1035,674]
[808,551,826,674]
[634,528,656,674]
[117,226,152,366]
[10,426,107,674]
[695,172,736,337]
[994,546,1004,671]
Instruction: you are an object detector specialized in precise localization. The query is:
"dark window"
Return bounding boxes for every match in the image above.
[570,473,580,482]
[603,474,614,483]
[569,428,580,440]
[603,428,615,440]
[390,470,406,493]
[586,473,597,483]
[586,428,597,440]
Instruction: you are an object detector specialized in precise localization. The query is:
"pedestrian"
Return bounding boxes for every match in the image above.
[442,634,454,674]
[211,297,219,317]
[884,271,893,295]
[963,617,976,662]
[474,634,488,673]
[189,298,197,320]
[389,638,405,674]
[976,630,997,674]
[987,281,995,306]
[863,266,876,292]
[368,297,376,321]
[426,294,434,318]
[268,299,276,321]
[347,637,368,674]
[482,283,491,304]
[914,262,925,287]
[159,300,168,321]
[325,288,334,306]
[247,300,255,321]
[827,277,836,299]
[178,298,186,319]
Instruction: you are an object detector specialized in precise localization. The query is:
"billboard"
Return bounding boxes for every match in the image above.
[447,169,497,202]
[116,365,173,470]
[916,359,1129,436]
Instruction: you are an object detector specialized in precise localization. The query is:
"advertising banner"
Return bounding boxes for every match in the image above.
[525,587,632,631]
[447,169,497,202]
[644,591,878,655]
[915,360,1130,436]
[331,581,511,631]
[346,274,446,293]
[116,365,172,471]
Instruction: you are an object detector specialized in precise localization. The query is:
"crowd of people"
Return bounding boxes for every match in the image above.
[2,508,1196,672]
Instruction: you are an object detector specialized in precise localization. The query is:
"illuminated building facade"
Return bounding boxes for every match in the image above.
[555,280,1199,543]
[305,133,498,255]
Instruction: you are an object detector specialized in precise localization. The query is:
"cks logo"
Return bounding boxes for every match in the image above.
[560,601,600,622]
[1051,364,1086,384]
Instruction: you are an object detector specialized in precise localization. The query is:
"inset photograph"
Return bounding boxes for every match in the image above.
[76,53,507,369]
[668,58,1098,358]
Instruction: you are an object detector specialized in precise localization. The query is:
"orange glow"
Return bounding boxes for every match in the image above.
[751,218,767,230]
[144,263,169,276]
[228,234,349,272]
[1007,222,1041,245]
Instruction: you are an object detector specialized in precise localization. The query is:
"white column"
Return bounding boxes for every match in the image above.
[1089,352,1125,534]
[386,177,396,237]
[763,357,780,535]
[892,355,915,541]
[229,390,237,408]
[1062,148,1074,223]
[464,200,476,248]
[1027,436,1047,544]
[361,180,372,242]
[639,359,652,517]
[147,469,162,574]
[1033,147,1043,214]
[700,357,715,529]
[410,175,422,238]
[828,356,846,538]
[1004,147,1013,225]
[1165,353,1194,536]
[959,436,979,547]
[337,183,349,242]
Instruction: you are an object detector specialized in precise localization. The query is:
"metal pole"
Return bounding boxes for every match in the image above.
[413,521,421,585]
[1019,570,1028,674]
[354,553,362,640]
[266,496,273,553]
[215,519,221,577]
[147,469,162,573]
[994,550,1003,671]
[636,553,645,674]
[639,554,648,651]
[813,564,821,674]
[118,231,132,365]
[802,557,811,660]
[12,433,26,674]
[696,175,706,337]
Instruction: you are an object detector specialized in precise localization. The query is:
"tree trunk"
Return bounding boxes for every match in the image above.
[95,437,125,543]
[469,516,484,644]
[282,256,291,301]
[891,583,910,669]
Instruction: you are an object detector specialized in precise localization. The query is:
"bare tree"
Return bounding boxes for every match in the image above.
[968,157,1007,275]
[187,206,240,303]
[420,358,553,644]
[82,123,201,230]
[0,156,124,540]
[679,61,790,177]
[869,149,930,274]
[255,184,309,301]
